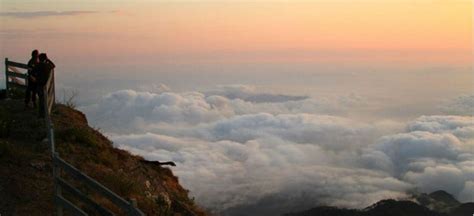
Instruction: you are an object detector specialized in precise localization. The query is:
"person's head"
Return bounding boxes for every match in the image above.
[31,50,39,58]
[39,53,47,62]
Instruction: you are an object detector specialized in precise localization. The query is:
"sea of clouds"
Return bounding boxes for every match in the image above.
[80,85,473,215]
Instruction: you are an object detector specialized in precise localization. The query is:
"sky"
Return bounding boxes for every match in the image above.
[1,0,472,66]
[1,0,473,215]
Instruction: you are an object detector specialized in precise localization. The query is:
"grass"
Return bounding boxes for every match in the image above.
[0,139,46,172]
[0,106,12,138]
[0,140,16,160]
[56,126,100,148]
[7,86,26,100]
[101,171,139,197]
[96,149,120,169]
[60,89,79,109]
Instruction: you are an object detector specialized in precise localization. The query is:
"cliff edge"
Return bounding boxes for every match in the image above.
[0,98,206,216]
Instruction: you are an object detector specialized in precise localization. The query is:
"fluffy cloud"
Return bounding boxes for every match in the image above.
[363,115,474,202]
[81,90,231,132]
[113,132,411,214]
[80,85,474,215]
[81,85,372,133]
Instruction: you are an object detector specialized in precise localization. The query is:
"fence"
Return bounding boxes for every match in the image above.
[4,58,29,95]
[4,58,145,216]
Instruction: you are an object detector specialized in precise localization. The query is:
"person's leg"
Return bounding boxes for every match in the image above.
[25,84,32,107]
[31,83,37,108]
[37,86,45,118]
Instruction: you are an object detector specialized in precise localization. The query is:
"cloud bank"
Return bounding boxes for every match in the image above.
[80,86,474,215]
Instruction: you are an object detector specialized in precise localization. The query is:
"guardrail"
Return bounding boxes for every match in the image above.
[52,153,145,216]
[5,58,145,215]
[4,58,29,95]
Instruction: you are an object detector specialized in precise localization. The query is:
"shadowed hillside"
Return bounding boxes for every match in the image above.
[0,97,206,215]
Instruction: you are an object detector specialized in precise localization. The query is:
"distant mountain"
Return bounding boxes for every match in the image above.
[284,206,362,216]
[363,199,444,216]
[414,190,461,213]
[221,192,323,216]
[284,199,442,216]
[429,191,461,206]
[284,190,473,216]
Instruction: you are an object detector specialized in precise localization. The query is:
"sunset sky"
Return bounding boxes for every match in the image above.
[0,0,472,67]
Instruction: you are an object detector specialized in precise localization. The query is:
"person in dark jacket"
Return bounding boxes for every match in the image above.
[36,53,55,118]
[25,50,39,108]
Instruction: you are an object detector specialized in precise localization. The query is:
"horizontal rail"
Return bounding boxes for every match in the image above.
[7,81,26,89]
[57,177,116,216]
[7,65,26,74]
[6,60,29,69]
[6,71,27,79]
[53,155,144,215]
[55,195,88,216]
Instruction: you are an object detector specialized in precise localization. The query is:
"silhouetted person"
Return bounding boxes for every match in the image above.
[36,53,55,118]
[25,50,39,108]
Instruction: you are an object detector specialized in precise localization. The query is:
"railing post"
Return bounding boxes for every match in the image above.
[51,70,55,105]
[128,198,145,216]
[44,86,49,121]
[49,124,55,157]
[130,198,138,209]
[53,152,63,216]
[4,58,8,96]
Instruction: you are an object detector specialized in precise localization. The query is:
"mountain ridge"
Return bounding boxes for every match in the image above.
[284,191,473,216]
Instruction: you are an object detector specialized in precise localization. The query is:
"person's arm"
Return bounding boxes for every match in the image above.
[27,60,34,75]
[46,59,56,69]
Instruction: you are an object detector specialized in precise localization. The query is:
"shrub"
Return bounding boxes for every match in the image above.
[61,89,79,109]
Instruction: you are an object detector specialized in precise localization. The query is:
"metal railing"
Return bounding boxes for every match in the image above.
[4,58,29,95]
[4,58,145,216]
[52,153,145,216]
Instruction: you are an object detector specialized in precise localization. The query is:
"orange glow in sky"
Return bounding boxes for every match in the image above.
[0,0,472,66]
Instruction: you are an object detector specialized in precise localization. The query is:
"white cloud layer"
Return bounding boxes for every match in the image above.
[80,85,474,215]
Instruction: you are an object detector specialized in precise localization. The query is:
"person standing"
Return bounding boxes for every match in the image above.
[36,53,55,118]
[25,50,39,109]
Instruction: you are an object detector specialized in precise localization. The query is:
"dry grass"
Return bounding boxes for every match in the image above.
[0,99,207,215]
